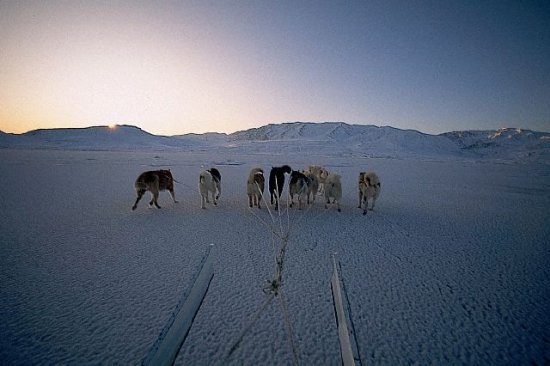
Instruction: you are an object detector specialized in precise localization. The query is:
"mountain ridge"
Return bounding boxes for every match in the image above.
[1,122,548,161]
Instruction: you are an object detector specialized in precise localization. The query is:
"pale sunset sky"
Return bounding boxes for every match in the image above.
[1,1,549,136]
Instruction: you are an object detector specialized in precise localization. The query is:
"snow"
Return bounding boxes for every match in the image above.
[3,122,549,162]
[1,123,549,364]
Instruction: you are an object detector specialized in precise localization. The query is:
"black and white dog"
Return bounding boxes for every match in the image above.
[199,167,221,209]
[269,165,292,210]
[289,171,309,210]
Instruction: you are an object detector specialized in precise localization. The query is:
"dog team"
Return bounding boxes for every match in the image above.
[132,165,380,215]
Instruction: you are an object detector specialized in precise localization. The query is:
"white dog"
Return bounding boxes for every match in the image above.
[199,168,221,209]
[247,168,265,209]
[306,165,329,195]
[324,173,342,212]
[358,171,381,215]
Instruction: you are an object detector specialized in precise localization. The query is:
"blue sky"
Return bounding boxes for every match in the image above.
[1,0,549,135]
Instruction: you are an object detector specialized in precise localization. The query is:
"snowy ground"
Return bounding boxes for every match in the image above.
[1,148,549,365]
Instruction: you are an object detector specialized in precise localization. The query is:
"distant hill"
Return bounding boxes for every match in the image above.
[229,122,463,158]
[442,128,550,160]
[2,125,198,150]
[1,122,548,162]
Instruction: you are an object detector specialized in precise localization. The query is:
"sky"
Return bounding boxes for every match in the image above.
[1,1,549,136]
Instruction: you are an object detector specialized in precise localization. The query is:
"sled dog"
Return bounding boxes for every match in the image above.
[247,168,265,208]
[358,171,381,215]
[199,167,222,208]
[132,169,177,210]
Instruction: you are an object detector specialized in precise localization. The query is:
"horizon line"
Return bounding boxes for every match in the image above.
[1,121,547,137]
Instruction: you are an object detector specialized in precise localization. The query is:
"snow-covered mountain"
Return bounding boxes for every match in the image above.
[442,128,550,160]
[229,122,550,161]
[1,125,201,150]
[1,122,548,162]
[230,122,463,158]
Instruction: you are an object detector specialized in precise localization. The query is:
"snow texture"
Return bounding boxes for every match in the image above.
[1,122,549,365]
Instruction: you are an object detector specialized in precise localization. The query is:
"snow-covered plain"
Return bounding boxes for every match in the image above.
[1,124,550,365]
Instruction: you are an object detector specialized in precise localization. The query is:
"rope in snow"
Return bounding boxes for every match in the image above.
[224,292,276,360]
[228,172,353,363]
[278,291,300,366]
[230,170,364,364]
[224,181,303,364]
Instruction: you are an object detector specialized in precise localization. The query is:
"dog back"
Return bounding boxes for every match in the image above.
[359,172,381,197]
[325,173,342,199]
[135,170,174,191]
[156,170,174,191]
[252,172,265,193]
[290,171,308,195]
[208,168,221,184]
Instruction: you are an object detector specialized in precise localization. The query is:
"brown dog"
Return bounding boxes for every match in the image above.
[132,169,177,210]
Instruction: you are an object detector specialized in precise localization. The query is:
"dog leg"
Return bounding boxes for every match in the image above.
[169,189,178,203]
[371,196,377,211]
[132,189,145,210]
[148,178,160,208]
[152,190,161,209]
[358,189,363,208]
[273,192,280,210]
